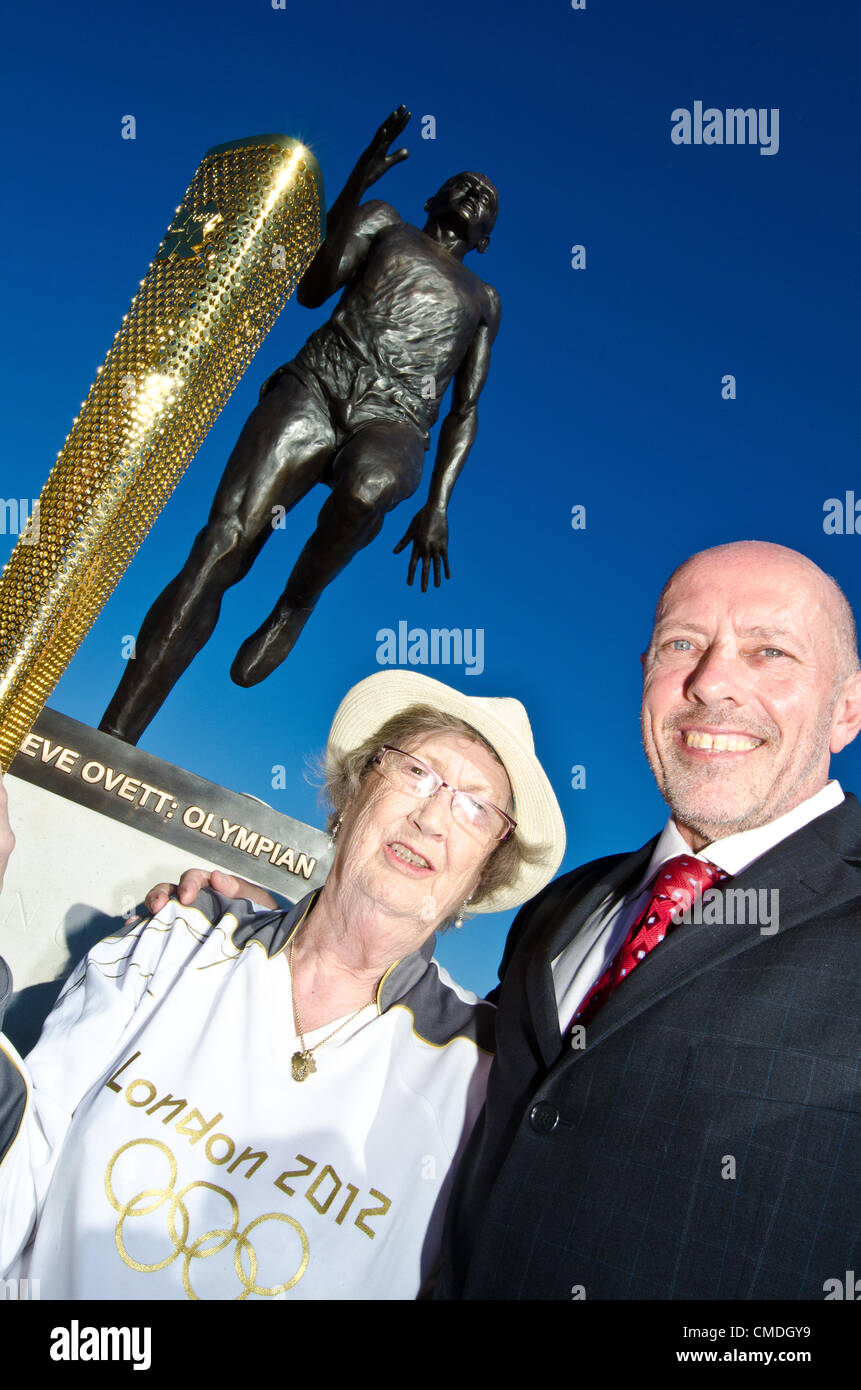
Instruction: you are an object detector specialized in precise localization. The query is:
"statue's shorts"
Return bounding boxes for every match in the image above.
[262,326,433,452]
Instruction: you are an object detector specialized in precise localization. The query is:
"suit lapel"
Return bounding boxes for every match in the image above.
[524,838,658,1067]
[570,796,861,1059]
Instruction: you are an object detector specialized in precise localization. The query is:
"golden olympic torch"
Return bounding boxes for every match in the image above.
[0,135,324,769]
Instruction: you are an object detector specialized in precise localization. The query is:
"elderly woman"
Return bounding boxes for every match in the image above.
[0,671,564,1300]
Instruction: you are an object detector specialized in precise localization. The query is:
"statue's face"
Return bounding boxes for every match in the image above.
[426,173,498,250]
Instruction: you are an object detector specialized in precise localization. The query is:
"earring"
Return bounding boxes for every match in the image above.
[454,892,474,929]
[328,816,342,851]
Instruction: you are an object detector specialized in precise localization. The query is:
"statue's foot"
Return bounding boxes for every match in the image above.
[98,707,140,745]
[230,606,314,686]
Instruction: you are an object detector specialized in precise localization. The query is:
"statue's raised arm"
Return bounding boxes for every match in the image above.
[297,106,411,309]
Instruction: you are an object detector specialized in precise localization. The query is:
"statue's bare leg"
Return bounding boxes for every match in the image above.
[99,373,336,743]
[231,421,425,686]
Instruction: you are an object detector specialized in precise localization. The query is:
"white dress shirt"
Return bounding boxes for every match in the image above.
[552,780,845,1032]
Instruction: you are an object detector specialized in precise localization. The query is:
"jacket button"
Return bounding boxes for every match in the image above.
[529,1101,559,1134]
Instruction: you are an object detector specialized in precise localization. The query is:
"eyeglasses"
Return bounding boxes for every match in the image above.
[372,746,516,843]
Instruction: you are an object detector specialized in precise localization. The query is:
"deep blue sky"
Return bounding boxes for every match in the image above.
[2,0,860,992]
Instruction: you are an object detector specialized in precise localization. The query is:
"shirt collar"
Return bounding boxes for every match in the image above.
[636,780,844,890]
[243,888,437,1014]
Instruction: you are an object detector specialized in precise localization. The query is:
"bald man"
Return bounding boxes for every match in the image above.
[438,541,861,1300]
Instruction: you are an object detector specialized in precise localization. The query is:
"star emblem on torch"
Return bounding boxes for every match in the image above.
[156,203,224,261]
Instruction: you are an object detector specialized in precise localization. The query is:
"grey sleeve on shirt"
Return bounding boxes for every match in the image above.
[0,958,27,1167]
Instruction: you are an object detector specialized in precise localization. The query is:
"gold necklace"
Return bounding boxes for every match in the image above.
[288,935,375,1082]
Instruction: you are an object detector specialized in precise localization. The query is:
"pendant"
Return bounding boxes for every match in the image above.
[291,1049,317,1082]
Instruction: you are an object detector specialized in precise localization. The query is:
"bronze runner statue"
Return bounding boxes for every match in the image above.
[101,107,500,744]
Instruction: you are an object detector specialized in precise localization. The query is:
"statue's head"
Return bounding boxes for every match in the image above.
[424,172,498,254]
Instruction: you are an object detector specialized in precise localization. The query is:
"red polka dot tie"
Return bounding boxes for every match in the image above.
[572,854,728,1027]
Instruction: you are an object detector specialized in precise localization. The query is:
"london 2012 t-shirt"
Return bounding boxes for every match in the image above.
[0,889,494,1300]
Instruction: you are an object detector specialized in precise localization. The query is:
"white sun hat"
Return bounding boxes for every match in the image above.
[326,670,566,913]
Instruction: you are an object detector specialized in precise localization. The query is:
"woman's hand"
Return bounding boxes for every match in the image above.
[145,868,279,917]
[0,776,14,895]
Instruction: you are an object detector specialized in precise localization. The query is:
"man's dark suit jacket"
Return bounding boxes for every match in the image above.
[437,794,861,1299]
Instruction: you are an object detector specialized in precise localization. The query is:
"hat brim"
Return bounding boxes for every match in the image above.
[326,671,566,914]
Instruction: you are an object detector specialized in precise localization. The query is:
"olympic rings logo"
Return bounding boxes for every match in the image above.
[105,1138,309,1299]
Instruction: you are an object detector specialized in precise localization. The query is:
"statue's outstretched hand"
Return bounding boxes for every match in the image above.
[394,507,450,592]
[357,105,411,190]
